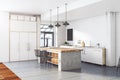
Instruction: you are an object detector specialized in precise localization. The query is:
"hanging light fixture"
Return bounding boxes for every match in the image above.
[63,3,70,26]
[55,7,61,27]
[48,9,54,28]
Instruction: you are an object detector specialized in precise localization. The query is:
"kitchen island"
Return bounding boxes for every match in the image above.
[37,47,83,71]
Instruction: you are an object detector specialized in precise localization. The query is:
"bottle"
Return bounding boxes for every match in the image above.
[81,41,85,47]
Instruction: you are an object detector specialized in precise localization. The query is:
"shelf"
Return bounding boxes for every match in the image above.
[47,61,58,65]
[47,53,58,65]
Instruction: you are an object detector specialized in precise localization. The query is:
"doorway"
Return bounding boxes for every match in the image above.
[40,32,54,47]
[40,25,54,47]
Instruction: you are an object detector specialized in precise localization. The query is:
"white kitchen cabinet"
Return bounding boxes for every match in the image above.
[10,32,20,61]
[10,14,37,61]
[19,33,29,60]
[10,21,36,32]
[10,14,36,32]
[28,33,36,60]
[10,32,36,61]
[81,47,106,65]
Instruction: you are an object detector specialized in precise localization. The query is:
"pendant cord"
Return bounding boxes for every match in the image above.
[50,9,52,24]
[65,3,67,21]
[57,7,59,22]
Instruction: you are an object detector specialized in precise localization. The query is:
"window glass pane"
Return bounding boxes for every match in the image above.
[45,34,52,39]
[40,24,53,32]
[40,39,44,47]
[40,24,54,47]
[48,39,52,47]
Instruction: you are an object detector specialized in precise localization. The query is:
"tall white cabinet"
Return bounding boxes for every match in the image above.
[10,14,37,61]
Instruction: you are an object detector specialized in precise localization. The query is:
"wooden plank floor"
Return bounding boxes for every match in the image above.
[0,63,21,80]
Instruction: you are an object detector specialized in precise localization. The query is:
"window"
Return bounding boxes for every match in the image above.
[40,24,54,47]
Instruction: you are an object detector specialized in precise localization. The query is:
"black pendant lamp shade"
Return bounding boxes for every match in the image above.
[49,24,54,28]
[55,22,61,27]
[63,21,69,25]
[49,9,54,28]
[55,7,61,27]
[63,3,70,26]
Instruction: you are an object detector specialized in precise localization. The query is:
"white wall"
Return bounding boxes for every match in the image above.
[68,15,108,47]
[116,13,120,65]
[0,11,9,62]
[67,14,116,66]
[36,16,41,48]
[105,12,116,66]
[54,24,66,47]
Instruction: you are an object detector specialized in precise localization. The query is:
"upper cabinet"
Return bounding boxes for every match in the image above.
[10,14,36,32]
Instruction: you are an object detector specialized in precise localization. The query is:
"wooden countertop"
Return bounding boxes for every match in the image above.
[37,47,83,53]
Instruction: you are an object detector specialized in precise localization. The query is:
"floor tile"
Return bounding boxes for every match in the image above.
[4,60,120,80]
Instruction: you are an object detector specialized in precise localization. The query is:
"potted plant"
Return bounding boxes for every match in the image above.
[64,41,69,45]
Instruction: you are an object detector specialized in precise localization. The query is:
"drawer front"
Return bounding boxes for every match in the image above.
[85,48,102,53]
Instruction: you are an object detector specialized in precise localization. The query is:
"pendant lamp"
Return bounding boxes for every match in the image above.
[63,3,70,26]
[55,7,61,27]
[48,9,54,28]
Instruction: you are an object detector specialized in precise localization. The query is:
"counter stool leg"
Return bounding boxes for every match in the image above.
[38,57,40,63]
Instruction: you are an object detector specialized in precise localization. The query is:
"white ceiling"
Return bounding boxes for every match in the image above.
[42,0,103,22]
[0,0,77,14]
[0,0,120,22]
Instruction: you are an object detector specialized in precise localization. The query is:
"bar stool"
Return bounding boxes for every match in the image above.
[40,50,47,63]
[35,49,40,57]
[40,50,52,63]
[34,49,41,63]
[35,49,52,68]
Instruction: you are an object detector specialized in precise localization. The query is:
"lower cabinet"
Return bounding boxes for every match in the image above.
[10,32,36,61]
[81,48,106,65]
[60,45,106,65]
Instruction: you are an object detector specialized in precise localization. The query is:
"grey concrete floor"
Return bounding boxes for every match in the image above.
[4,60,120,80]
